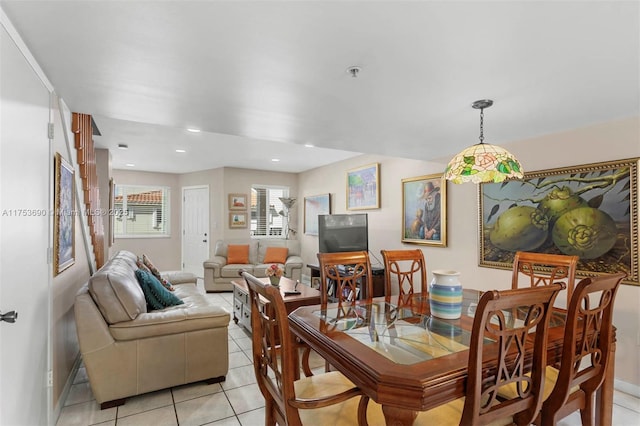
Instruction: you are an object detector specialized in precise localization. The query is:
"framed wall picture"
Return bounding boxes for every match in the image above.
[304,193,331,235]
[229,212,248,228]
[401,173,447,247]
[347,163,380,210]
[54,152,75,275]
[479,158,639,285]
[228,193,247,211]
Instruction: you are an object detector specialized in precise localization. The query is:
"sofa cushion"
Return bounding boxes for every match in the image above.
[221,264,254,278]
[88,256,147,324]
[142,254,175,291]
[263,247,289,264]
[227,244,250,264]
[135,269,184,310]
[109,284,230,341]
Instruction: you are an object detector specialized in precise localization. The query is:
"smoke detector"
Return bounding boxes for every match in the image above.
[346,66,361,78]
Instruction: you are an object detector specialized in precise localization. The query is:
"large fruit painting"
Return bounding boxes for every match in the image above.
[479,158,638,285]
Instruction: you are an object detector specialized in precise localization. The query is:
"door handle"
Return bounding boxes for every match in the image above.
[0,311,18,323]
[203,240,207,243]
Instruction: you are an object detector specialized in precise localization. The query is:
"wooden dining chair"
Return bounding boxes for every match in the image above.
[317,251,373,306]
[539,272,625,425]
[380,249,428,297]
[240,270,376,426]
[364,284,565,425]
[511,251,579,300]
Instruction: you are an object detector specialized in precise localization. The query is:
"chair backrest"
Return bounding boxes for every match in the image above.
[241,270,301,425]
[461,283,564,426]
[541,272,625,423]
[317,251,373,306]
[380,249,427,297]
[511,251,579,300]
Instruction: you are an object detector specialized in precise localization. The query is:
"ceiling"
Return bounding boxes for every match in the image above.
[2,1,638,174]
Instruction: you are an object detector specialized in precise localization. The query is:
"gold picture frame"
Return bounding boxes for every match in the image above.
[401,173,447,247]
[54,152,75,275]
[479,158,639,285]
[347,163,380,210]
[228,193,247,211]
[229,212,248,228]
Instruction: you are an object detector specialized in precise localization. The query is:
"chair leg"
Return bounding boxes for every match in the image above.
[300,345,314,377]
[580,391,595,426]
[358,396,370,426]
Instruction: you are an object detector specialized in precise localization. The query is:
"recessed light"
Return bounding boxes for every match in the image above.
[125,163,135,167]
[176,149,186,153]
[186,128,201,133]
[271,158,280,162]
[118,144,128,149]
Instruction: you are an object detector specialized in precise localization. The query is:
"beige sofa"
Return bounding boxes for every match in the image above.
[74,250,230,409]
[203,239,303,292]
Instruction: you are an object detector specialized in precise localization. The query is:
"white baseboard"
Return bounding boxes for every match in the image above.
[52,354,83,425]
[616,378,640,399]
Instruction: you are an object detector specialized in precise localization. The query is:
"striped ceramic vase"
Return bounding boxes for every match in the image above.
[429,270,462,319]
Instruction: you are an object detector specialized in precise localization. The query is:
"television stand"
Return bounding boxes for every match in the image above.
[307,264,385,298]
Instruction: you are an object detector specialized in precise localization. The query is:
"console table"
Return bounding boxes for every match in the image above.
[307,263,386,299]
[231,276,321,332]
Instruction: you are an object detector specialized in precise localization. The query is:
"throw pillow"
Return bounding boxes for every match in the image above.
[142,254,175,291]
[227,244,250,264]
[135,269,184,310]
[136,256,151,273]
[263,247,288,264]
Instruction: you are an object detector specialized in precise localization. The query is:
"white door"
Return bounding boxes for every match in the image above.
[182,186,210,277]
[1,24,52,425]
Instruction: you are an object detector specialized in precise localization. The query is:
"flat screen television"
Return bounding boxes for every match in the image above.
[318,214,368,253]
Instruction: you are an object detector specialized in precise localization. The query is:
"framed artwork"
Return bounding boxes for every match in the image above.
[228,193,247,211]
[229,212,248,228]
[347,163,380,210]
[54,153,75,275]
[304,193,331,235]
[401,173,447,247]
[311,277,321,290]
[479,158,638,285]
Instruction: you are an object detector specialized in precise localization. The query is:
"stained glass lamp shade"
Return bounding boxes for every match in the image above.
[444,100,524,184]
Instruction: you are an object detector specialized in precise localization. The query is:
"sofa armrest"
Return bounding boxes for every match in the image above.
[284,255,304,280]
[75,288,115,354]
[161,271,197,285]
[203,256,227,278]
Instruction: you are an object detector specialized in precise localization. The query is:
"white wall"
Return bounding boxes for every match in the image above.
[298,116,640,392]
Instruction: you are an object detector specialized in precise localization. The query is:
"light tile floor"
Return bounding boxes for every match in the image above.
[57,286,640,426]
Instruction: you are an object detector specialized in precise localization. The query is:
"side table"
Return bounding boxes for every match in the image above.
[231,276,321,333]
[307,263,386,299]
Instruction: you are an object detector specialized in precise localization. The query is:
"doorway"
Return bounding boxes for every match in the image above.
[181,186,210,278]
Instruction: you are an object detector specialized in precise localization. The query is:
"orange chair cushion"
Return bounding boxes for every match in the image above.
[227,245,250,264]
[263,247,289,264]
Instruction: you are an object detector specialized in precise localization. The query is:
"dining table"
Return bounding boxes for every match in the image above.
[287,290,616,426]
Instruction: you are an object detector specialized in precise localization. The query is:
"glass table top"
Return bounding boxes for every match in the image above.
[312,293,566,365]
[314,299,472,365]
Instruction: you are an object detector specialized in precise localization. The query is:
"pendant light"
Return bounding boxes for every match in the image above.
[444,100,523,184]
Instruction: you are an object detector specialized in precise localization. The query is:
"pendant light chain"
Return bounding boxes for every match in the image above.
[478,108,485,144]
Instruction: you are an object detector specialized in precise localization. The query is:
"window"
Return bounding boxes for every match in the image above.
[251,185,289,237]
[114,184,170,238]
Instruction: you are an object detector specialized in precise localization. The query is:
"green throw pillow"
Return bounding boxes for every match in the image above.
[135,269,184,310]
